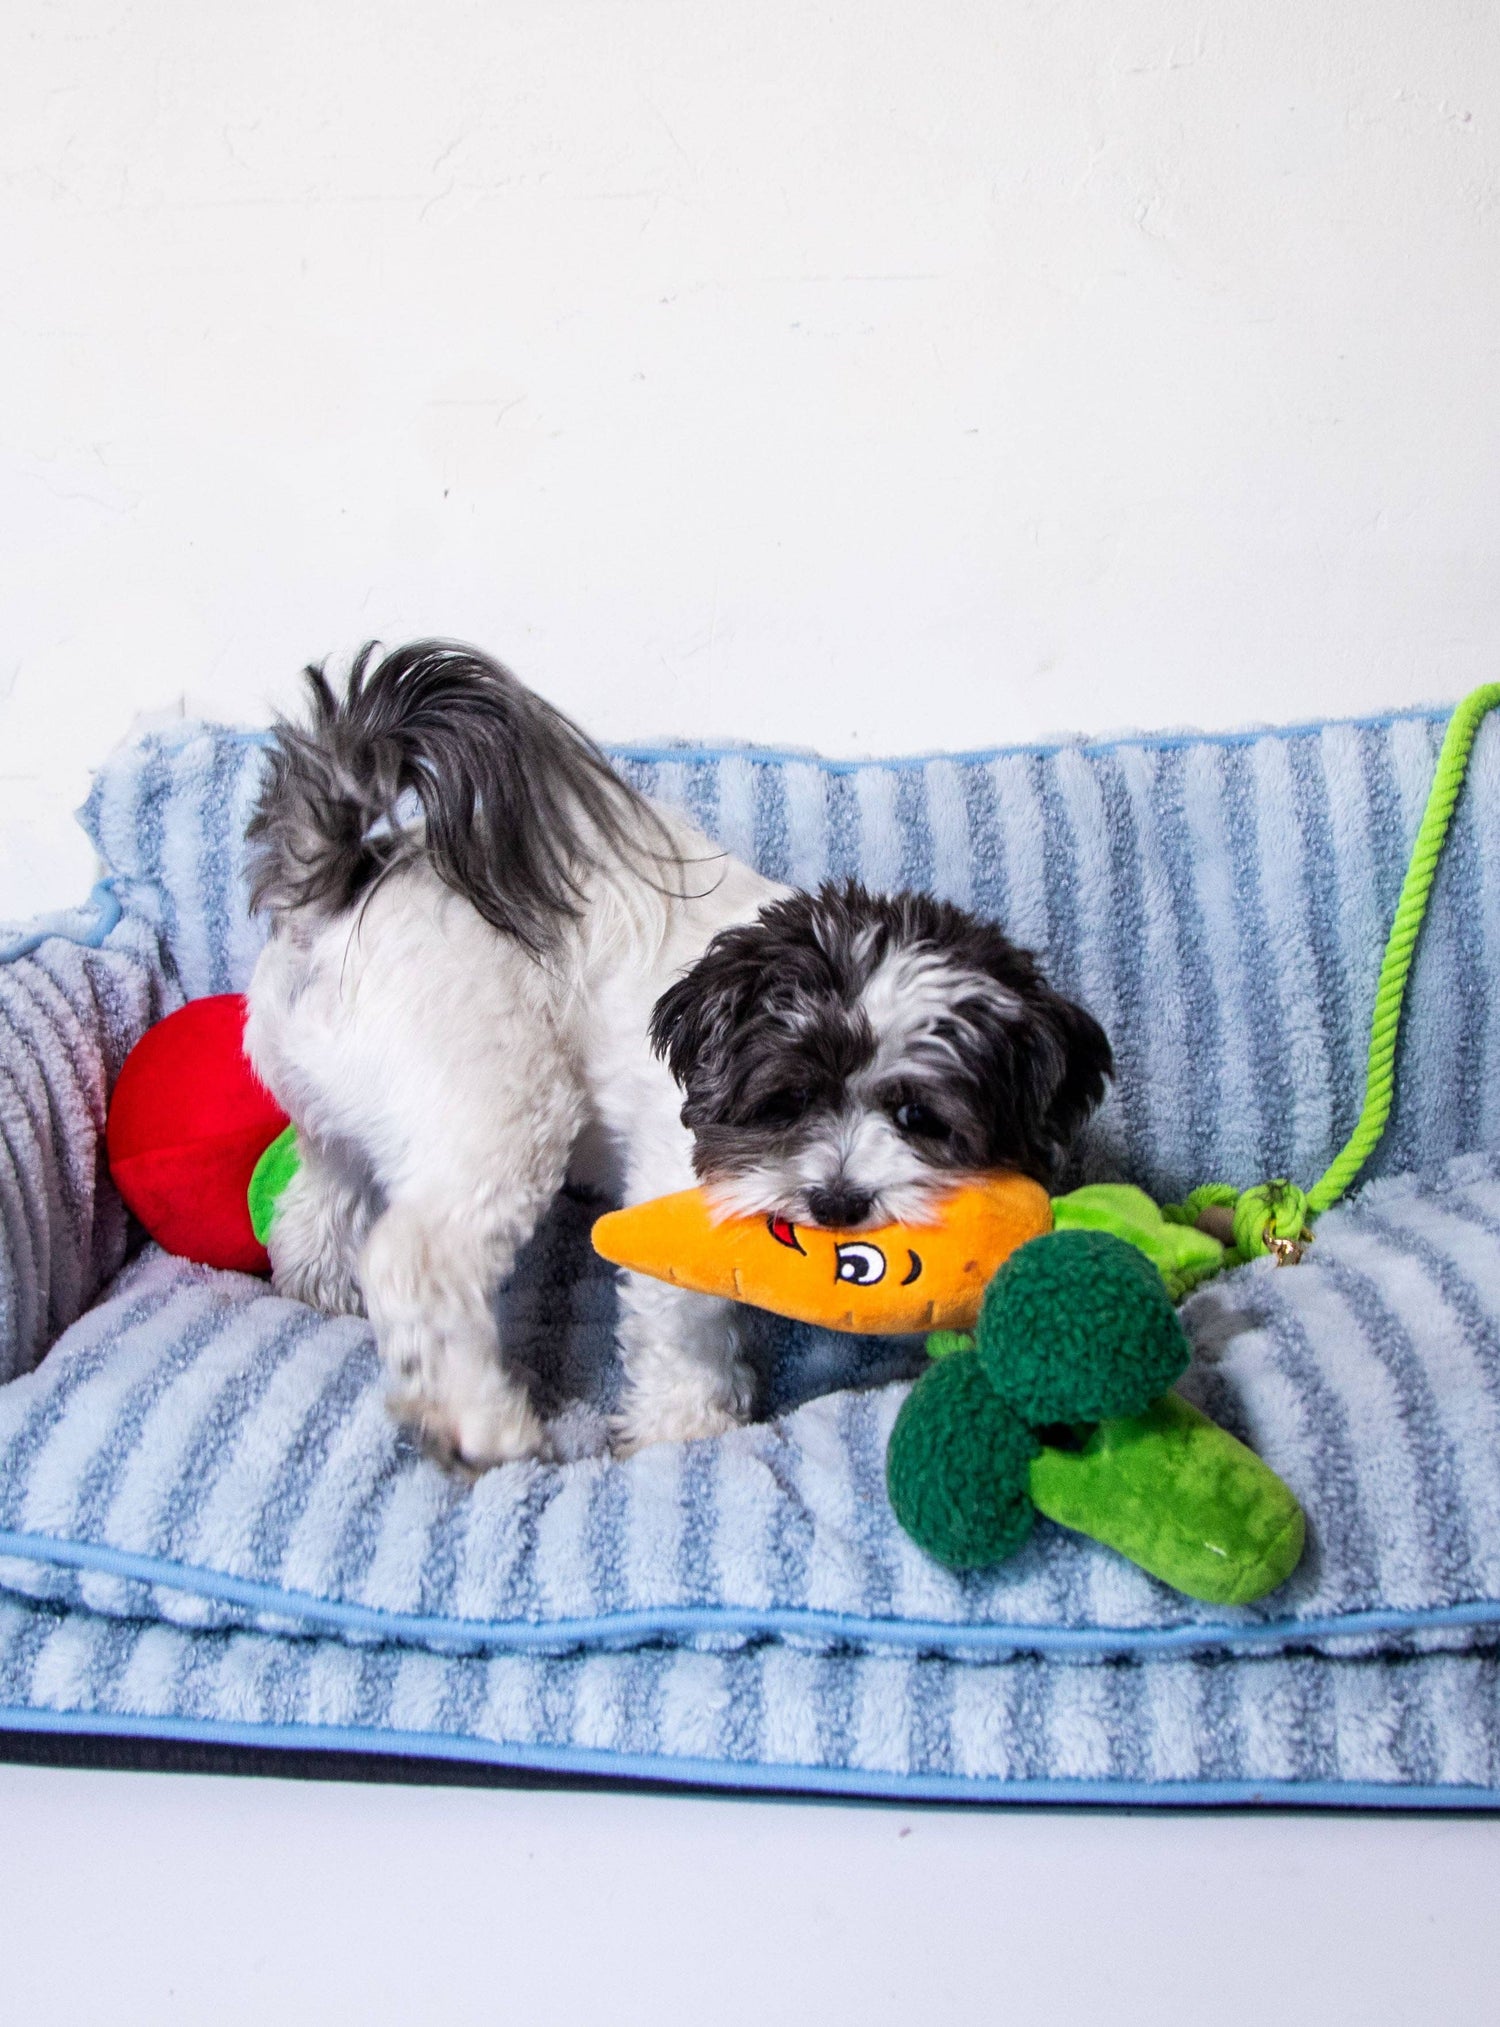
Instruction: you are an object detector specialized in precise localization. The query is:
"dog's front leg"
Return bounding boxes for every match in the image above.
[601,1081,758,1455]
[612,1274,756,1455]
[356,1052,584,1473]
[359,1190,556,1473]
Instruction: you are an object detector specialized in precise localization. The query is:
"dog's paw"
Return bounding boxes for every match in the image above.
[389,1381,552,1476]
[609,1363,756,1458]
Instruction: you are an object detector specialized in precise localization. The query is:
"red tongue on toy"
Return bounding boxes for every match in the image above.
[105,994,288,1274]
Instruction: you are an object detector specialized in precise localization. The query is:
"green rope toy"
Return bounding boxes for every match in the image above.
[1159,679,1500,1266]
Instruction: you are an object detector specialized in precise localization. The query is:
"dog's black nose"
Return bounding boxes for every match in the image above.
[806,1185,874,1228]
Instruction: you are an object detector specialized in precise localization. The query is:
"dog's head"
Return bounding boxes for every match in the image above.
[649,881,1112,1227]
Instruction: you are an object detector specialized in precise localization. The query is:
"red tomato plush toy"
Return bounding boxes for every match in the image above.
[105,995,288,1274]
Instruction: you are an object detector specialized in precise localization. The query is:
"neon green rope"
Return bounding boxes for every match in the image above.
[1306,682,1500,1215]
[1164,683,1500,1263]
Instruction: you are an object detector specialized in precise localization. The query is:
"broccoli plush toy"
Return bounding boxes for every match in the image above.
[886,1227,1305,1604]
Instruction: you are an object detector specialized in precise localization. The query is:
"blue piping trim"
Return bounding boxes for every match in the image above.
[202,701,1460,775]
[601,702,1458,772]
[0,880,123,964]
[0,1703,1494,1809]
[3,1526,1498,1662]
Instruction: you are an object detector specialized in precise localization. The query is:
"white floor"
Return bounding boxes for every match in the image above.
[3,1763,1497,2025]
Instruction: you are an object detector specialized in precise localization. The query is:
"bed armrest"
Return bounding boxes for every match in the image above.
[0,894,179,1383]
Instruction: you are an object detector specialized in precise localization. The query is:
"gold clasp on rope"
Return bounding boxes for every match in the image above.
[1263,1225,1312,1267]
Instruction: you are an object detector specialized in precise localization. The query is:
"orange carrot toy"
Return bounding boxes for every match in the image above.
[590,1175,1054,1334]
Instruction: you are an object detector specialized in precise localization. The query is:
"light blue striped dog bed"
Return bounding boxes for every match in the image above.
[1,705,1498,1805]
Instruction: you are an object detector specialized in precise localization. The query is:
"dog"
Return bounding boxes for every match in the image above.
[243,641,1113,1468]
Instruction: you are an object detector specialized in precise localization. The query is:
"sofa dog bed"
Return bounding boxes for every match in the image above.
[0,704,1497,1804]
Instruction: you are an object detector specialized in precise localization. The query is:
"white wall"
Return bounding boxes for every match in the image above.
[4,0,1499,914]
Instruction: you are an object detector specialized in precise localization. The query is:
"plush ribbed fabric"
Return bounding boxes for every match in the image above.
[0,704,1491,1803]
[0,907,178,1386]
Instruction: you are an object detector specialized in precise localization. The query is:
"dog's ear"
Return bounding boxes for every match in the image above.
[647,965,714,1089]
[649,929,765,1101]
[951,923,1112,1177]
[1033,992,1113,1152]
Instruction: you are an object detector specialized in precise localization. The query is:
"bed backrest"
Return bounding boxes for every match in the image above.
[78,708,1500,1205]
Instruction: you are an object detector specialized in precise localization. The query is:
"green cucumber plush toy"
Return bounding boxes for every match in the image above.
[885,1228,1306,1605]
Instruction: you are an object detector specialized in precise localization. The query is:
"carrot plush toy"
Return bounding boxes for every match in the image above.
[590,1174,1054,1334]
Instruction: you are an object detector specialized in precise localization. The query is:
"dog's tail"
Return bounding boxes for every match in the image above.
[247,640,669,953]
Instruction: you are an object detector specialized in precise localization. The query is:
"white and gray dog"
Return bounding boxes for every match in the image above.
[244,642,1112,1469]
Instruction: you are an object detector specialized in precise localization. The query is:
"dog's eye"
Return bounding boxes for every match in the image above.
[893,1101,950,1140]
[746,1088,812,1128]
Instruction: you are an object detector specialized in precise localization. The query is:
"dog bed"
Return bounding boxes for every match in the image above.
[0,704,1497,1804]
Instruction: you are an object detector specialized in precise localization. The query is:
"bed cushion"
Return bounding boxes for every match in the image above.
[0,1157,1497,1678]
[0,906,177,1385]
[3,1595,1498,1805]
